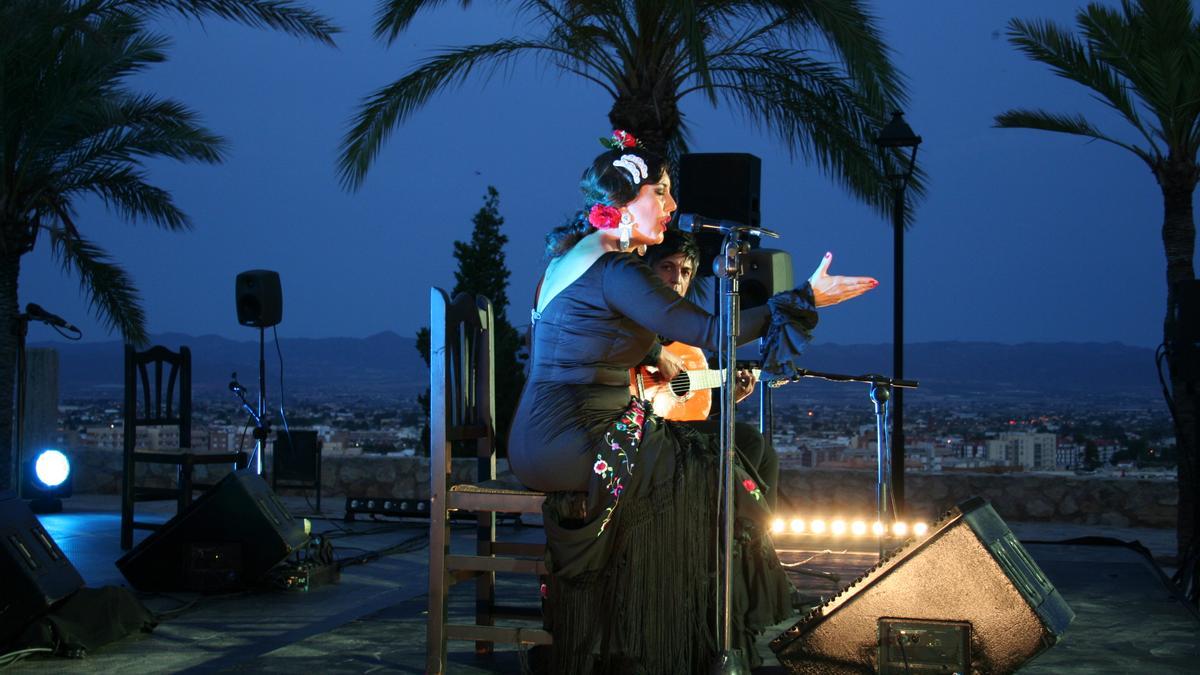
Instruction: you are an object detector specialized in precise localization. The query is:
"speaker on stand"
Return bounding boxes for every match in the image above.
[677,152,793,443]
[676,152,762,278]
[234,270,283,475]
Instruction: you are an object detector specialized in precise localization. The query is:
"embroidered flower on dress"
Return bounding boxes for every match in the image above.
[594,459,609,475]
[588,203,622,230]
[742,478,764,502]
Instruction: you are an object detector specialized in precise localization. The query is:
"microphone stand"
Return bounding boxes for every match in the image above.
[12,311,30,495]
[778,368,919,556]
[229,366,268,475]
[255,327,267,474]
[712,225,777,674]
[11,305,82,497]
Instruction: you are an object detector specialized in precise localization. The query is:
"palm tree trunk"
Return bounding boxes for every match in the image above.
[1160,165,1198,562]
[0,246,20,491]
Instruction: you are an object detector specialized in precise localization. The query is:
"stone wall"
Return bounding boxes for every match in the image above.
[66,448,1177,529]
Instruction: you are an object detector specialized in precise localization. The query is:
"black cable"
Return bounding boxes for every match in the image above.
[897,633,911,674]
[1155,343,1178,423]
[236,418,252,457]
[272,326,324,515]
[335,533,428,570]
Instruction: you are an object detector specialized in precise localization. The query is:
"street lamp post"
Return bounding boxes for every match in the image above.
[874,111,921,518]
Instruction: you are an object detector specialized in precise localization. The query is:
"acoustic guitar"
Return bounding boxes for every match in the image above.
[630,342,761,421]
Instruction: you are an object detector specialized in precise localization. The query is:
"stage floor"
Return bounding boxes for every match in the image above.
[6,494,1197,673]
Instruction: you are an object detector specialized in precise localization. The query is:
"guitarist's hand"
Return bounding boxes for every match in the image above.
[734,369,757,403]
[809,251,878,308]
[656,348,685,381]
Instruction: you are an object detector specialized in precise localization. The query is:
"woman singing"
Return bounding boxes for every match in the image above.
[508,131,876,673]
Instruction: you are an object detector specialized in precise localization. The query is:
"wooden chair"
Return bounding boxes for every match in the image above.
[427,288,552,675]
[120,345,248,550]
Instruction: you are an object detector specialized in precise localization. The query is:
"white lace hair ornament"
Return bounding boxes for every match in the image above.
[612,154,649,185]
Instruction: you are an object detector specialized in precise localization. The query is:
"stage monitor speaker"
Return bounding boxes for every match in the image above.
[770,497,1074,674]
[116,470,308,592]
[677,153,762,276]
[740,248,793,309]
[0,490,84,645]
[236,269,283,328]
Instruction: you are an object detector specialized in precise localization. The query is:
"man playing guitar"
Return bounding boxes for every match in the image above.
[634,230,777,507]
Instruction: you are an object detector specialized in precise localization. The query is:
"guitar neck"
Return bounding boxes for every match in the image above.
[680,368,762,394]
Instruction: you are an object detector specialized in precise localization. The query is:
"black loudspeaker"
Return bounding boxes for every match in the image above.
[677,153,762,275]
[1172,279,1200,344]
[116,470,308,592]
[771,498,1074,674]
[0,490,85,645]
[235,269,283,328]
[273,430,320,483]
[740,248,793,309]
[1170,280,1200,383]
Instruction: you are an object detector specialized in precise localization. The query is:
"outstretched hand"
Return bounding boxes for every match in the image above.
[808,252,878,308]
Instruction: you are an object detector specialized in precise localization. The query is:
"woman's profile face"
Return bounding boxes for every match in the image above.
[623,172,676,247]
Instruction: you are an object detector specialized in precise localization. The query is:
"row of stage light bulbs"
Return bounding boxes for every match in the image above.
[770,516,930,539]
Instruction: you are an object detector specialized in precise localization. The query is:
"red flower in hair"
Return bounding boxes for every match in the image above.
[599,129,639,150]
[588,204,622,230]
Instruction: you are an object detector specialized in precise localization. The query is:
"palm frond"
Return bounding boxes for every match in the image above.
[761,0,907,113]
[63,163,192,230]
[1007,15,1159,154]
[338,39,585,189]
[46,223,148,344]
[701,46,914,223]
[99,0,339,45]
[994,108,1156,166]
[374,0,471,44]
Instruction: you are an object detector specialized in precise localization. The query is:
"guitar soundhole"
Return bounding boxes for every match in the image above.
[670,375,690,397]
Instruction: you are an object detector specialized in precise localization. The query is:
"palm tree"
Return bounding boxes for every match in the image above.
[339,0,912,220]
[995,0,1200,566]
[0,0,337,490]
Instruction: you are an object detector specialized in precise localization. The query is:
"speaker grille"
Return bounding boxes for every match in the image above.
[771,498,1074,674]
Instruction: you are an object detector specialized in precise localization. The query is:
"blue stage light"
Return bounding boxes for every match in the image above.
[23,448,73,513]
[34,449,71,487]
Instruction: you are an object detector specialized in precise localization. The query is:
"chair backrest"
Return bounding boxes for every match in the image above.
[124,344,192,452]
[429,288,495,483]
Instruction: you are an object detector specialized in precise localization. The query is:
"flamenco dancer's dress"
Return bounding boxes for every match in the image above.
[509,252,818,673]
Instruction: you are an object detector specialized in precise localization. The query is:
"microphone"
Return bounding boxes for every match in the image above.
[677,213,779,239]
[677,213,745,233]
[229,372,246,395]
[25,303,79,332]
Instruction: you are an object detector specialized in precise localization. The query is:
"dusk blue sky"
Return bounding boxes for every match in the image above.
[19,0,1192,348]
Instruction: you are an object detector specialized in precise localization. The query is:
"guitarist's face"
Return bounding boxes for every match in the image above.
[652,253,696,297]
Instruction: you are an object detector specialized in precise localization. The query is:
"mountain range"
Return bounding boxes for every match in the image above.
[28,332,1163,405]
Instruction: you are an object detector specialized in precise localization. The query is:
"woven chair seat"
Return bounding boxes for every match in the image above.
[450,474,542,497]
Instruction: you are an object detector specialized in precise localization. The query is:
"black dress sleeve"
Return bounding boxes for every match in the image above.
[600,253,773,351]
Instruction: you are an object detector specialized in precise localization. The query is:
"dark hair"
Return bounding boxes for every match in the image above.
[644,229,700,271]
[545,146,670,258]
